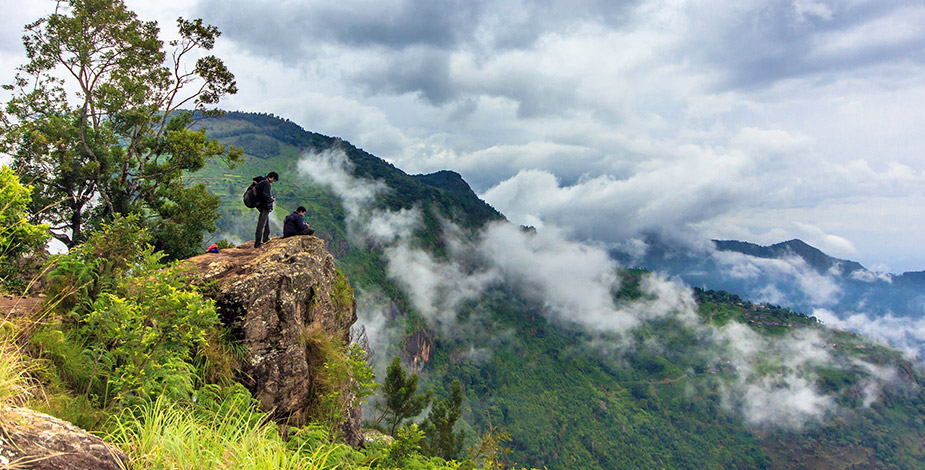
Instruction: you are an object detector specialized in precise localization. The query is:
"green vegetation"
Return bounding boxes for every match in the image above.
[8,215,491,468]
[0,0,241,259]
[0,166,49,292]
[422,380,466,461]
[33,216,220,410]
[376,356,433,435]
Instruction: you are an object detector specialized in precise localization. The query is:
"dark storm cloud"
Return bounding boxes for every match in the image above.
[194,0,642,106]
[197,0,925,112]
[687,1,925,90]
[196,0,480,54]
[356,47,457,104]
[197,0,640,52]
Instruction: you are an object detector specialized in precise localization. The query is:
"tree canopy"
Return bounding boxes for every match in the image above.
[0,0,241,259]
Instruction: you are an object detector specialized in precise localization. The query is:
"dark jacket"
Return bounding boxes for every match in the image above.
[283,211,311,237]
[253,176,274,212]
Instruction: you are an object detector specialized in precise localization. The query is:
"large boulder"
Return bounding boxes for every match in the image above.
[186,236,362,445]
[0,407,127,469]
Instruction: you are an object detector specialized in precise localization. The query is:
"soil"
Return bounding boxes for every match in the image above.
[0,295,44,318]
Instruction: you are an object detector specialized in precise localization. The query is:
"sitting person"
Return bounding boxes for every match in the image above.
[283,206,315,237]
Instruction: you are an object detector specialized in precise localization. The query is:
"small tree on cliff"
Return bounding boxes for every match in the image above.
[0,0,241,259]
[376,356,432,435]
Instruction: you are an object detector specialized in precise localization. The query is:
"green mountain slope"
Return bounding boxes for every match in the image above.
[194,112,925,470]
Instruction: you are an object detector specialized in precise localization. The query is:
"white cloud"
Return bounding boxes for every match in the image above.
[814,308,925,359]
[792,221,858,258]
[384,242,499,333]
[478,222,636,332]
[709,249,843,305]
[714,323,838,429]
[849,269,892,284]
[793,0,834,22]
[738,375,836,429]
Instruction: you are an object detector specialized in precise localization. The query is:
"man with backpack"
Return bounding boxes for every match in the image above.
[247,171,278,249]
[283,206,315,238]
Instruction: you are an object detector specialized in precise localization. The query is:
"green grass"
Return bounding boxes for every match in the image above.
[0,343,31,410]
[108,395,343,470]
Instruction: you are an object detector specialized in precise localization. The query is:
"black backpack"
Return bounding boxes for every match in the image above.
[243,182,258,208]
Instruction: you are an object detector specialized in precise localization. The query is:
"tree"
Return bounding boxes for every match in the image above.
[375,356,432,435]
[0,0,241,259]
[0,166,49,289]
[422,379,466,460]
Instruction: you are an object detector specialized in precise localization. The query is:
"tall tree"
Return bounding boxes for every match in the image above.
[422,379,466,460]
[376,356,432,435]
[0,0,241,258]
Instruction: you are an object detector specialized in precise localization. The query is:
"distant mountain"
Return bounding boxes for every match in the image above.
[614,236,925,354]
[897,270,925,284]
[194,111,925,469]
[714,239,866,275]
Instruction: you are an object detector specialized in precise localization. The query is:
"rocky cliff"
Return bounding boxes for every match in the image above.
[186,235,362,445]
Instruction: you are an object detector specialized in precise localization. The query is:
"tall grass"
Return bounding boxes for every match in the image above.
[0,342,32,409]
[107,396,345,470]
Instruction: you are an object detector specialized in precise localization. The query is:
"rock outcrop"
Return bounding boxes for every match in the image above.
[0,407,127,469]
[186,236,362,445]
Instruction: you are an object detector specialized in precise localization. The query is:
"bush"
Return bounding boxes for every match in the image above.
[0,166,48,291]
[38,216,219,409]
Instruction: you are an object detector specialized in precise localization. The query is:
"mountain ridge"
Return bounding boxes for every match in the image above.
[713,238,867,275]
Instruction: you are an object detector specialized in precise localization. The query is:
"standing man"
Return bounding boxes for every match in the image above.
[253,171,278,249]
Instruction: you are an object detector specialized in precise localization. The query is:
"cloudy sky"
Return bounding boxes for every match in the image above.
[3,0,924,272]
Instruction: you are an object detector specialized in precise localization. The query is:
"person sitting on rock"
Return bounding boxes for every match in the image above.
[283,206,315,237]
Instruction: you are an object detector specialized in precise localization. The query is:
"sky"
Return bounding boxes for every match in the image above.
[2,0,925,273]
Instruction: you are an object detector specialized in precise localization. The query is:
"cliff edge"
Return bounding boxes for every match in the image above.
[186,235,361,445]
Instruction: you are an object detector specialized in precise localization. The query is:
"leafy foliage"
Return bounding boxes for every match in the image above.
[304,325,378,438]
[0,0,241,258]
[0,166,49,290]
[34,216,218,409]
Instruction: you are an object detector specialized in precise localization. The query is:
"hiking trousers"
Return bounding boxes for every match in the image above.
[255,209,271,248]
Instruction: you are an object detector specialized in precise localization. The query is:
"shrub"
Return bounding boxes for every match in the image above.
[38,216,220,409]
[0,166,48,291]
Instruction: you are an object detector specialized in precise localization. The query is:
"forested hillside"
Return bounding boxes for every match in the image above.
[194,112,925,469]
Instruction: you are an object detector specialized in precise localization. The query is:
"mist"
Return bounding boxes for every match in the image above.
[296,148,912,431]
